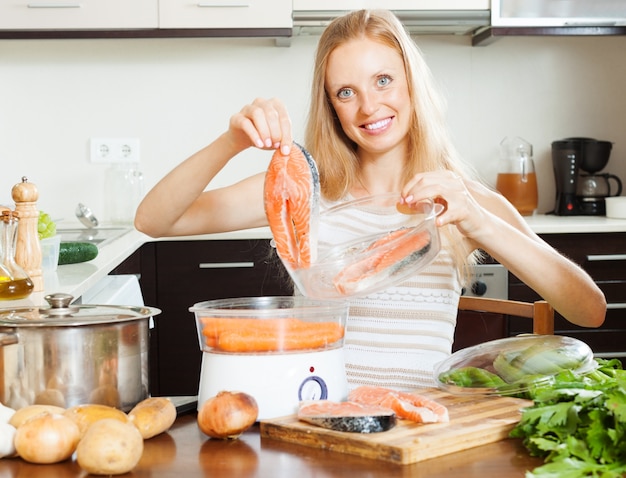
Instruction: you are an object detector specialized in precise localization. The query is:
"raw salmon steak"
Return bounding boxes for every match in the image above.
[333,228,432,296]
[264,142,320,271]
[298,400,396,433]
[349,386,449,424]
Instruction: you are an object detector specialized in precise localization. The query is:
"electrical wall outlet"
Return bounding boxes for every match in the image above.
[90,137,141,164]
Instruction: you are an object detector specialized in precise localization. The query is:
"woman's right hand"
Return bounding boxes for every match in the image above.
[228,98,294,156]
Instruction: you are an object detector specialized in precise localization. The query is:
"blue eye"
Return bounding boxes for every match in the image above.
[337,88,353,99]
[377,75,392,87]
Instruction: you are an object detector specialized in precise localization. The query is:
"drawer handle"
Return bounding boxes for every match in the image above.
[595,352,626,359]
[199,262,254,269]
[27,3,81,7]
[197,1,250,7]
[607,303,626,310]
[586,254,626,261]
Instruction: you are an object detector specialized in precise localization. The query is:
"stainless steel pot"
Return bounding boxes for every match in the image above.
[0,293,160,411]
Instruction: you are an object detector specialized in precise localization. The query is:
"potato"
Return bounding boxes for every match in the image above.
[14,412,80,464]
[76,418,144,475]
[63,403,130,438]
[9,404,66,429]
[128,397,177,439]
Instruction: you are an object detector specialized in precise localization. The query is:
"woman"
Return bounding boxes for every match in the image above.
[135,9,606,390]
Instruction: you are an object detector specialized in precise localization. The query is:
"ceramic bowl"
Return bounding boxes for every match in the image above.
[605,196,626,219]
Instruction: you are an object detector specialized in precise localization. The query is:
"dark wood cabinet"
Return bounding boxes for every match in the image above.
[508,232,626,360]
[119,239,293,396]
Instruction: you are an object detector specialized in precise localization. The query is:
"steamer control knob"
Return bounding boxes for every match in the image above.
[298,376,328,401]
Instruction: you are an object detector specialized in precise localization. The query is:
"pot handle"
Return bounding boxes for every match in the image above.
[0,332,18,347]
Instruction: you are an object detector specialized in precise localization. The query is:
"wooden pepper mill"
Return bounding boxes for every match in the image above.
[11,177,43,292]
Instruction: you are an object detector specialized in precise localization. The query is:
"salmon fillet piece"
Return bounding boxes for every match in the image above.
[349,386,449,423]
[298,400,396,433]
[263,142,319,270]
[333,229,431,296]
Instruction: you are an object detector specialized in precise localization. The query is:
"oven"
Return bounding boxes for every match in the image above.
[462,263,508,299]
[454,264,509,351]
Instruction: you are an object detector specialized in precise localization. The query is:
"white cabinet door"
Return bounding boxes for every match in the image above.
[159,0,292,29]
[0,0,158,30]
[492,0,626,27]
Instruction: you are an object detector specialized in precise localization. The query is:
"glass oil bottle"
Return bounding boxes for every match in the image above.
[0,210,34,300]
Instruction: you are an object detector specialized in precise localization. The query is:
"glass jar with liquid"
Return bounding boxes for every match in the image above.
[0,210,34,300]
[496,136,538,216]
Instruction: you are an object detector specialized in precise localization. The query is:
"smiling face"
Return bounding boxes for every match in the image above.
[325,37,411,158]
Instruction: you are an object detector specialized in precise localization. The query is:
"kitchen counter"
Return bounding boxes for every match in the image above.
[2,224,274,308]
[0,412,545,477]
[6,225,148,308]
[524,213,626,234]
[5,213,626,308]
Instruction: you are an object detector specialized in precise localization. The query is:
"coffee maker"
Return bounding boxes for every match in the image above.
[551,137,622,215]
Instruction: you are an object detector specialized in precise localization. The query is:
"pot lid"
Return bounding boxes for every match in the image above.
[0,293,161,327]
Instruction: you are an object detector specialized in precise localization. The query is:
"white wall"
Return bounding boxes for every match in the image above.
[1,33,625,222]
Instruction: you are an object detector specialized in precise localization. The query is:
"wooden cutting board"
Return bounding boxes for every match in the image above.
[259,388,531,465]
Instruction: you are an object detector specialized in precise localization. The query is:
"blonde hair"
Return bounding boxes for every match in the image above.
[304,9,481,280]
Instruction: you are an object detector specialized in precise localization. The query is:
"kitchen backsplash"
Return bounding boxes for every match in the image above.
[1,33,625,222]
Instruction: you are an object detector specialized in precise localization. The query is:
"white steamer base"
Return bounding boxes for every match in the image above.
[197,348,348,420]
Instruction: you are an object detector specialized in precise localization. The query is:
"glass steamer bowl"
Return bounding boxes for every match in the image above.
[190,296,349,419]
[289,194,444,299]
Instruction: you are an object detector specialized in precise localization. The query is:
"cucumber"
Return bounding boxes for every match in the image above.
[58,242,99,265]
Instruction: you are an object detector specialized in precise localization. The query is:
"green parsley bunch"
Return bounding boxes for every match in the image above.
[511,358,626,477]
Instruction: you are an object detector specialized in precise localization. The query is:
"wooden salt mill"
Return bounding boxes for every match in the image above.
[11,177,43,292]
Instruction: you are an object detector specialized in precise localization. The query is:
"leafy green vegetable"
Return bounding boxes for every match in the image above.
[438,366,507,388]
[510,358,626,477]
[494,343,589,383]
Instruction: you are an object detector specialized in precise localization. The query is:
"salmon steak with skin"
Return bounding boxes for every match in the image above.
[349,386,449,423]
[332,228,432,296]
[298,400,397,433]
[264,143,320,271]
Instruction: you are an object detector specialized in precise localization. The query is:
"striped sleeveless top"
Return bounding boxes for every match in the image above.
[317,197,462,391]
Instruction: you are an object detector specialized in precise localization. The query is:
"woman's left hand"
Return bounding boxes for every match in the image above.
[400,171,489,239]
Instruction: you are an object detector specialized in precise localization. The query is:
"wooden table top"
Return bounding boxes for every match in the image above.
[0,411,545,477]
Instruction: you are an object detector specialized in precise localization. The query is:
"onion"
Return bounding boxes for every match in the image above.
[14,412,80,464]
[197,391,259,439]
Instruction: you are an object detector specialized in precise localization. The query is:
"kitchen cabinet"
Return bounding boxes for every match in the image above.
[0,0,291,38]
[159,0,291,30]
[492,0,626,27]
[130,239,293,397]
[0,0,158,30]
[508,232,626,360]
